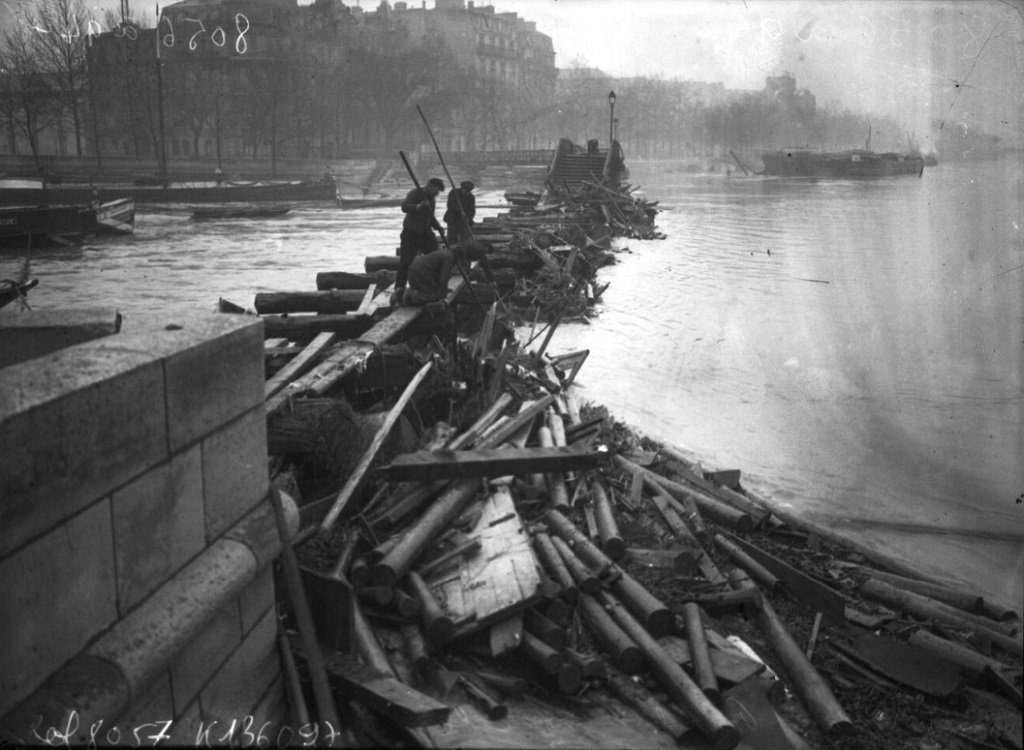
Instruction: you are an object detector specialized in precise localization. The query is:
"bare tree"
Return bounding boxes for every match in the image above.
[23,0,92,156]
[0,20,59,168]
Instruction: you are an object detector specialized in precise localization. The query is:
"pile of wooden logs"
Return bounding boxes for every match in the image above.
[261,290,1021,749]
[249,186,1019,750]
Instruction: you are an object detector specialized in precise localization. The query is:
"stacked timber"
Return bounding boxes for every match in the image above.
[254,270,1021,749]
[244,179,1019,749]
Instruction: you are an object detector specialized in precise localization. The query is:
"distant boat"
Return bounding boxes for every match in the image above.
[0,278,38,309]
[760,148,925,178]
[504,190,542,208]
[191,203,292,221]
[0,198,135,252]
[0,179,337,206]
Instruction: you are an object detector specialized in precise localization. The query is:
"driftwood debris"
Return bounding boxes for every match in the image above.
[251,177,1018,750]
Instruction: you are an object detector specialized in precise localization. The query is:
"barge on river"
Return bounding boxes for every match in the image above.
[0,197,134,251]
[760,148,925,178]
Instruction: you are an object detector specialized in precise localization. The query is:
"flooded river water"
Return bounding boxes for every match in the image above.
[3,158,1021,609]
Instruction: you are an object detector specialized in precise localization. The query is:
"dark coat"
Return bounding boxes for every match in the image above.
[443,187,475,226]
[402,187,441,232]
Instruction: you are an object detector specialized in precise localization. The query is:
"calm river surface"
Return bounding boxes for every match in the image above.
[3,158,1021,609]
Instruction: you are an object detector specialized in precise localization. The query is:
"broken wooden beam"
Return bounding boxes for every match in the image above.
[381,445,602,482]
[323,652,451,727]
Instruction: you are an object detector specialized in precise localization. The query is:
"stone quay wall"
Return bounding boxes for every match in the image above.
[0,311,293,746]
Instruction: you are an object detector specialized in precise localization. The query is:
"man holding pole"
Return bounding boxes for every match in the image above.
[443,180,476,244]
[393,176,446,306]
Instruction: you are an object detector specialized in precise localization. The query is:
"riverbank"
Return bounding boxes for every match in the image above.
[252,182,1021,749]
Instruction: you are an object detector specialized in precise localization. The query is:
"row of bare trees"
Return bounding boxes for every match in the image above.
[1,0,921,174]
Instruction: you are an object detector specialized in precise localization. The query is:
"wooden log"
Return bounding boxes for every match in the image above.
[521,630,563,674]
[474,670,528,697]
[854,567,985,616]
[381,445,601,482]
[320,360,434,533]
[724,534,844,622]
[730,573,853,738]
[255,290,368,315]
[604,664,693,743]
[596,591,740,750]
[317,270,395,290]
[358,586,395,607]
[860,579,1021,655]
[659,450,771,526]
[545,508,673,637]
[524,607,568,651]
[549,534,600,594]
[681,602,719,702]
[592,481,626,560]
[665,491,708,540]
[906,629,1013,677]
[713,534,781,593]
[536,426,571,512]
[406,571,454,645]
[565,648,607,679]
[613,455,754,533]
[532,532,579,602]
[650,490,705,565]
[578,594,644,673]
[261,313,375,340]
[458,674,508,720]
[392,588,421,619]
[278,630,311,728]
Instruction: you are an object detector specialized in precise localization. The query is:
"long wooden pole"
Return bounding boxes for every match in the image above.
[269,487,343,733]
[320,359,433,533]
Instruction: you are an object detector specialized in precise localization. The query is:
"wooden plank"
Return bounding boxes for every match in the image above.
[726,534,846,623]
[355,283,378,315]
[323,652,451,727]
[264,331,338,399]
[382,446,602,482]
[434,485,541,638]
[265,306,423,415]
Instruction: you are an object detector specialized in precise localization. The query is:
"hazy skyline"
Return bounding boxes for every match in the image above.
[509,0,1023,148]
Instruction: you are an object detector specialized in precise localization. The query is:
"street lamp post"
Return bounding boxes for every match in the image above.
[608,90,616,148]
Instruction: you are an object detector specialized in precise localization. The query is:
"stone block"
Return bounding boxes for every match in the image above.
[0,349,166,559]
[238,564,276,636]
[115,670,175,740]
[199,608,280,728]
[169,598,241,713]
[112,445,205,613]
[0,501,117,717]
[202,408,269,541]
[0,307,123,369]
[155,314,264,452]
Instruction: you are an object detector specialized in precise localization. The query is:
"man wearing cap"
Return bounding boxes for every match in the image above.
[393,176,445,305]
[402,239,495,306]
[443,180,476,244]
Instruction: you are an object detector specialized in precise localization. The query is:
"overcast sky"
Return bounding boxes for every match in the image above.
[507,0,1024,146]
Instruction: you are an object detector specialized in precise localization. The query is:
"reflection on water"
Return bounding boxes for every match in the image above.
[2,169,1021,607]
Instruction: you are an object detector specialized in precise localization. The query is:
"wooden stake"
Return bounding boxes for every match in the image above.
[681,602,719,703]
[320,359,434,533]
[268,487,343,733]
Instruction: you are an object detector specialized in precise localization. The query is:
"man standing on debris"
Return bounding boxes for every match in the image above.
[401,239,495,306]
[443,180,476,244]
[393,176,446,306]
